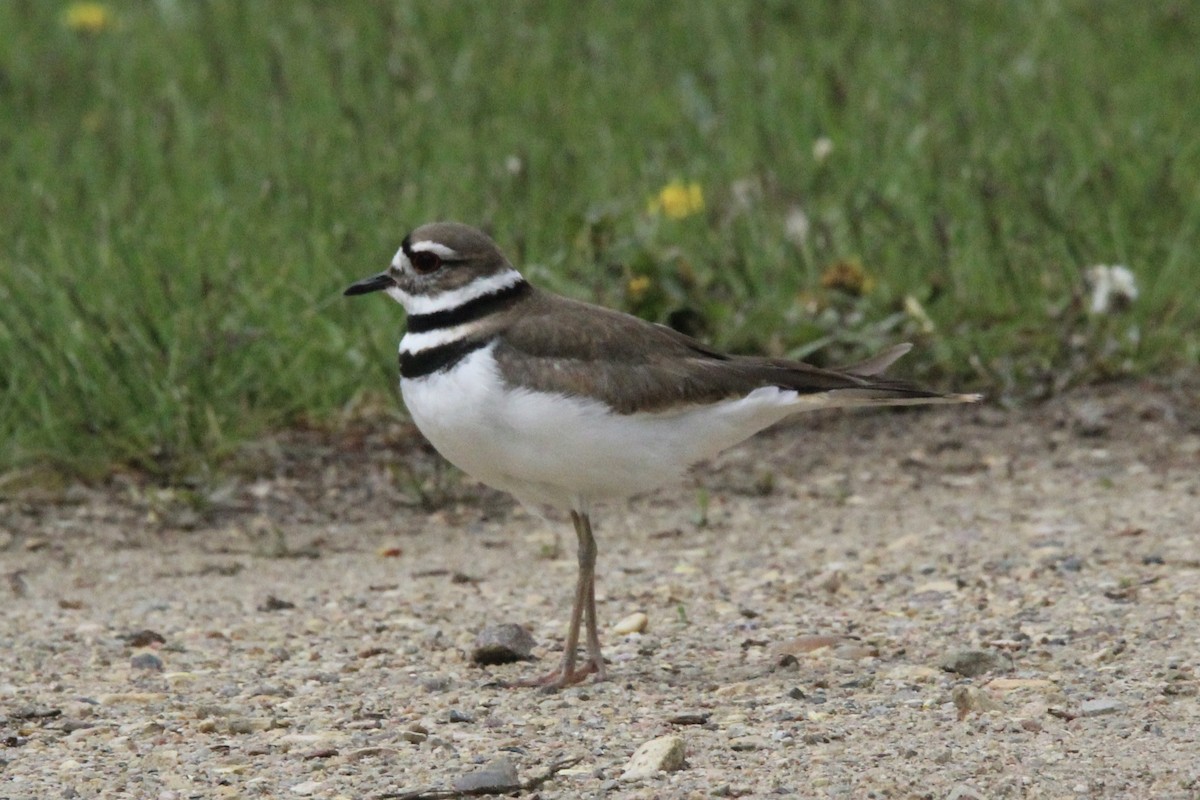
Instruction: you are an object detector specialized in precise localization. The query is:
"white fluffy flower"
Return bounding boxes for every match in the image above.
[1085,265,1138,314]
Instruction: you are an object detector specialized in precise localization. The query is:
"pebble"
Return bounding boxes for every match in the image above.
[400,723,428,744]
[226,717,273,734]
[290,780,323,796]
[120,629,166,647]
[938,649,1006,677]
[471,623,536,664]
[913,579,960,595]
[1071,401,1110,436]
[1080,697,1125,717]
[886,665,941,683]
[613,611,648,635]
[622,735,687,780]
[952,686,1002,719]
[774,634,853,657]
[985,678,1057,692]
[729,736,768,751]
[130,653,164,671]
[59,719,94,733]
[946,786,987,800]
[453,756,520,793]
[98,692,166,705]
[666,712,711,726]
[344,746,399,762]
[833,643,879,660]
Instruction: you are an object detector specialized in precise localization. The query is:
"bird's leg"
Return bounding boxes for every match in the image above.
[511,510,605,688]
[577,512,608,682]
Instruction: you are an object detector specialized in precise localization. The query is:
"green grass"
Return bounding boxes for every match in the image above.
[1,1,1197,479]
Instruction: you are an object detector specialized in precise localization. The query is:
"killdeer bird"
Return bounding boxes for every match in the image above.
[345,222,981,688]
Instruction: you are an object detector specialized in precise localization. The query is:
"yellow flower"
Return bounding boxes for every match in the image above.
[626,275,652,303]
[63,2,113,33]
[820,259,875,296]
[648,181,704,219]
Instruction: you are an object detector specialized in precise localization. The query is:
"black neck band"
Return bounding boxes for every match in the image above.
[405,280,531,334]
[399,338,492,379]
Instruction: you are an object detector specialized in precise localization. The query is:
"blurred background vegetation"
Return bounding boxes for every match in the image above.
[1,1,1197,480]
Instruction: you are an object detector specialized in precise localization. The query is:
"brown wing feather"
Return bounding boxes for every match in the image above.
[491,290,947,414]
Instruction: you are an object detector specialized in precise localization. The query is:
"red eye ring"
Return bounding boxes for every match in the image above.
[410,251,442,274]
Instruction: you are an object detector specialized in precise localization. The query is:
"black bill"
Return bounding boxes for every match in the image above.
[343,272,394,296]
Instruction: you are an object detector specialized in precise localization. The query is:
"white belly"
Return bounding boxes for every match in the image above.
[400,343,811,511]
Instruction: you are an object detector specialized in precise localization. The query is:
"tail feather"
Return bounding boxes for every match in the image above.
[839,343,913,377]
[822,387,983,407]
[826,342,983,408]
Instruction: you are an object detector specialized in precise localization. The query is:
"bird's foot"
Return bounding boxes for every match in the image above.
[506,658,607,690]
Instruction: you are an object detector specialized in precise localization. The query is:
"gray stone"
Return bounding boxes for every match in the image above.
[130,653,164,671]
[622,735,687,780]
[471,624,536,664]
[453,756,520,793]
[1080,697,1125,717]
[938,649,1006,677]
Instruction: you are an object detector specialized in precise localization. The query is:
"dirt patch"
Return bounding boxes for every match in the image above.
[3,379,1200,798]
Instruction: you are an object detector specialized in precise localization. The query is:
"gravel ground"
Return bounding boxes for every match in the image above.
[2,380,1199,799]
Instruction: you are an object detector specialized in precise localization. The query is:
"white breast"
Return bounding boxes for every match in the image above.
[400,342,812,512]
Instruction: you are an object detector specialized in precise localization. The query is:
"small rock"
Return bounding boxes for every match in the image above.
[142,749,179,768]
[130,653,164,672]
[289,780,323,796]
[400,723,428,744]
[613,612,649,635]
[813,570,843,593]
[98,692,167,705]
[729,736,767,751]
[258,595,295,612]
[226,717,273,734]
[302,748,338,760]
[1058,555,1084,572]
[939,649,1006,677]
[952,686,1002,719]
[946,786,987,800]
[622,735,687,780]
[471,624,536,664]
[453,756,520,793]
[345,746,399,762]
[666,712,710,726]
[120,630,166,648]
[448,709,474,723]
[885,664,941,683]
[913,579,960,595]
[832,643,879,661]
[1071,401,1110,437]
[59,719,94,733]
[985,678,1057,692]
[1080,697,1125,717]
[773,634,856,661]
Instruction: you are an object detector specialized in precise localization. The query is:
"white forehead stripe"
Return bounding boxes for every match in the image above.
[408,240,461,259]
[387,268,525,316]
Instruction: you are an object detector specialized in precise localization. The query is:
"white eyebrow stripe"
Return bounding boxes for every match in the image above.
[388,268,525,315]
[408,240,461,259]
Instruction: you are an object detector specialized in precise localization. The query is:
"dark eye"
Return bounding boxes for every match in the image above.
[410,251,442,274]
